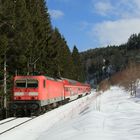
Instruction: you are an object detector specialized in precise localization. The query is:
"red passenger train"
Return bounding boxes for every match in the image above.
[11,75,91,116]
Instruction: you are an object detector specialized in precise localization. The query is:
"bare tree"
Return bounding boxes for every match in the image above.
[124,61,140,96]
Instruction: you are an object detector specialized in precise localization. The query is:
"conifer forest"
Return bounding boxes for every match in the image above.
[0,0,85,113]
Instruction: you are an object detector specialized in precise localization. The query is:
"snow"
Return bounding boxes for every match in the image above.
[0,118,31,134]
[0,118,15,124]
[1,86,140,140]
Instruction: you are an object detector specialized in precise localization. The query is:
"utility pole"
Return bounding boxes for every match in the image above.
[3,54,7,118]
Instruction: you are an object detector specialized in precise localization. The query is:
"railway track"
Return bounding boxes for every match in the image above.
[0,118,17,125]
[0,100,70,135]
[0,117,36,135]
[0,93,94,136]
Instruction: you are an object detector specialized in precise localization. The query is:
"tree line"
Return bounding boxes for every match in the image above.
[0,0,85,80]
[81,33,140,87]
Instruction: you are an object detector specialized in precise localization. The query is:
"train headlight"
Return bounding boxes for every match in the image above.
[14,92,24,96]
[29,92,38,96]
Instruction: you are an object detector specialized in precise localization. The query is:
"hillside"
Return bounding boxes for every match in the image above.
[80,34,140,87]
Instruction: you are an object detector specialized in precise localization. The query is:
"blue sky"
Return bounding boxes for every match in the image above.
[46,0,140,52]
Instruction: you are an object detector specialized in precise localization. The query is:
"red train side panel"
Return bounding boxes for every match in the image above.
[62,78,91,101]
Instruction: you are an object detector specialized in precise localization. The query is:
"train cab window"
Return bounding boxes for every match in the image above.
[27,80,38,88]
[43,80,46,88]
[15,80,26,88]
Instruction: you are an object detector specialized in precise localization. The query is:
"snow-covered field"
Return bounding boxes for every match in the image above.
[1,86,140,140]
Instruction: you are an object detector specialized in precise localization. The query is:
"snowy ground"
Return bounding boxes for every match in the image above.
[1,86,140,140]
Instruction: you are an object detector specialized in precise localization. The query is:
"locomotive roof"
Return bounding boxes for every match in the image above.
[45,76,78,84]
[14,75,89,86]
[14,75,62,81]
[61,78,80,85]
[45,76,62,81]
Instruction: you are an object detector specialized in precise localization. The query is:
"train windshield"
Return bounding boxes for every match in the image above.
[15,79,38,88]
[27,79,38,88]
[15,80,26,88]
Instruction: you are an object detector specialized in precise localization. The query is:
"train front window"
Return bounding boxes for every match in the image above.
[15,79,38,88]
[15,80,26,88]
[27,80,38,88]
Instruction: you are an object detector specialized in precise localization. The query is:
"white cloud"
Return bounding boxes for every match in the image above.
[92,0,140,18]
[79,21,91,31]
[116,0,140,19]
[91,18,140,47]
[89,0,140,47]
[133,0,140,8]
[49,9,64,19]
[93,1,113,16]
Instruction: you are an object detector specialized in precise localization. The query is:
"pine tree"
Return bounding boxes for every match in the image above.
[58,37,74,79]
[72,46,85,82]
[0,0,15,57]
[6,0,34,75]
[38,0,55,74]
[0,0,16,108]
[25,0,53,74]
[43,28,60,77]
[47,28,74,79]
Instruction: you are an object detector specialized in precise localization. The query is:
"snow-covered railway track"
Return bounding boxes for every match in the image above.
[0,117,36,135]
[0,118,17,125]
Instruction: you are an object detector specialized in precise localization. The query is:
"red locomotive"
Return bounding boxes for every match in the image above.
[11,75,91,116]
